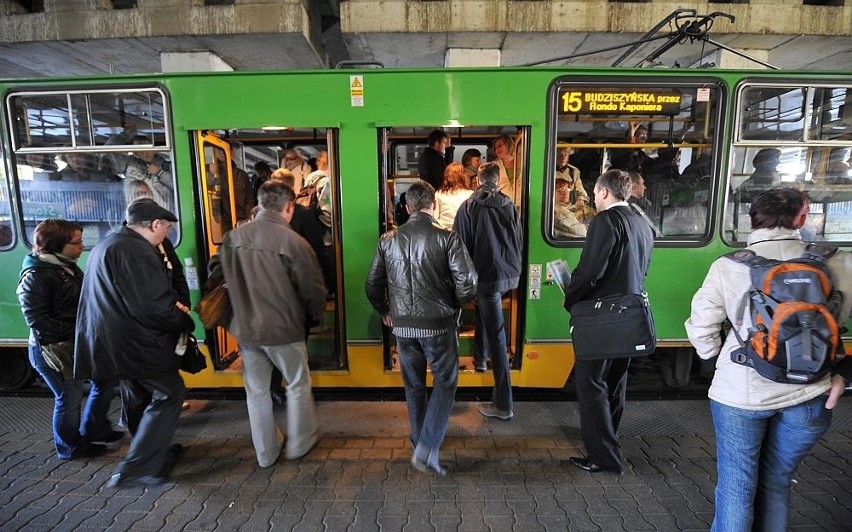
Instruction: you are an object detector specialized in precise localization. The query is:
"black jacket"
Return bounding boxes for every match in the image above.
[417,147,453,190]
[75,227,194,380]
[564,205,654,310]
[453,183,523,294]
[365,212,477,330]
[17,253,83,346]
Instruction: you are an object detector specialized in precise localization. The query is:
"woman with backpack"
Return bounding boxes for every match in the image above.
[685,188,852,531]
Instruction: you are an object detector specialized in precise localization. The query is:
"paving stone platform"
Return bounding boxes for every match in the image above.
[0,396,850,531]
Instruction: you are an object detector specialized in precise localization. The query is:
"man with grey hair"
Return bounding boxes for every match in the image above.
[76,198,194,488]
[366,180,477,476]
[563,169,654,475]
[220,180,327,467]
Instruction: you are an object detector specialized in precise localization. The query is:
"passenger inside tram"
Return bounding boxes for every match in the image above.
[552,178,588,238]
[491,134,520,205]
[681,146,712,180]
[826,147,851,184]
[434,162,473,230]
[54,152,114,182]
[738,148,781,201]
[461,148,481,190]
[609,122,655,176]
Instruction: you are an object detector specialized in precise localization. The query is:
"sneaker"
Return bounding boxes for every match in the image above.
[474,360,488,373]
[478,403,513,421]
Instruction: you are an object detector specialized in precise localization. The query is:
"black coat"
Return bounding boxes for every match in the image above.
[564,205,654,310]
[17,253,83,345]
[74,227,194,380]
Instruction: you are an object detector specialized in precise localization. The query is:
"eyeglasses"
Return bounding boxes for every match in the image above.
[555,188,571,194]
[66,240,84,246]
[284,156,299,162]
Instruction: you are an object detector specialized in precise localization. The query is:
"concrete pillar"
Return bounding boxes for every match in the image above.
[444,48,500,67]
[160,51,234,72]
[716,48,770,70]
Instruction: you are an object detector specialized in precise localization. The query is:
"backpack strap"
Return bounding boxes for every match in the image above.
[803,242,838,262]
[723,249,760,348]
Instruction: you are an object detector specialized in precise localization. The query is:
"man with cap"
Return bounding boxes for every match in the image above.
[75,198,195,489]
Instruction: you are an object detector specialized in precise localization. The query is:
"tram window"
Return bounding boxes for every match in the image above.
[738,85,852,142]
[726,83,852,244]
[548,80,722,244]
[6,87,177,248]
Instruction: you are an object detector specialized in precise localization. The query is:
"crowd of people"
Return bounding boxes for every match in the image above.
[13,124,852,530]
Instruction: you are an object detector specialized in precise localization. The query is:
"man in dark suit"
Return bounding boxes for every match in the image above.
[563,169,654,474]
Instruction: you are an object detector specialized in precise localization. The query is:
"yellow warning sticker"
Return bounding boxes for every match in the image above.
[350,75,364,107]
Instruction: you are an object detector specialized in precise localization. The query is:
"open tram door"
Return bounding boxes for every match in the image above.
[378,125,528,379]
[195,131,240,369]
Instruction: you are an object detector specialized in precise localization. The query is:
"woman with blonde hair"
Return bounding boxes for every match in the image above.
[492,134,520,204]
[435,162,473,229]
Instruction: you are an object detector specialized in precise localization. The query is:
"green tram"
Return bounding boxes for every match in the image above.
[1,67,850,394]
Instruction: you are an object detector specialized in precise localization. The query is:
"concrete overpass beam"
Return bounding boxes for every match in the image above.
[160,51,233,72]
[445,48,500,67]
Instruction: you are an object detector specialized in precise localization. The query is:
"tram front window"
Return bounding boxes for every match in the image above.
[548,80,723,243]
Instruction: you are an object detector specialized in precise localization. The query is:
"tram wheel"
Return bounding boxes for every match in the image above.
[0,348,34,391]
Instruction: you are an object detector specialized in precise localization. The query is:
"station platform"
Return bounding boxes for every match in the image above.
[1,395,850,531]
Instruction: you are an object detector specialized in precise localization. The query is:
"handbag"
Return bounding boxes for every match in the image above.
[40,339,75,380]
[570,293,656,360]
[194,282,231,329]
[178,333,207,374]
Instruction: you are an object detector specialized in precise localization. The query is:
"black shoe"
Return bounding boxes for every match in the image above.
[567,457,622,475]
[159,444,185,475]
[271,390,287,407]
[411,454,448,476]
[106,473,169,489]
[90,430,124,444]
[65,443,108,461]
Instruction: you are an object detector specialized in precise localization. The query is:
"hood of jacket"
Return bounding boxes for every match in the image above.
[471,182,513,209]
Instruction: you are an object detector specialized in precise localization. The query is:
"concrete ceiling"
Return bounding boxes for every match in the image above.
[0,31,851,79]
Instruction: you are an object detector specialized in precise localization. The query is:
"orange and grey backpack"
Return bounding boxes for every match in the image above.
[725,243,842,384]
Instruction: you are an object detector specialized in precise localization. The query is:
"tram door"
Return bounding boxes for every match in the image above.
[194,128,346,373]
[196,131,240,369]
[379,126,526,373]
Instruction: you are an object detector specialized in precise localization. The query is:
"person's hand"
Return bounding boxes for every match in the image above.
[574,197,587,209]
[381,314,393,327]
[176,302,190,314]
[825,374,848,409]
[148,162,162,175]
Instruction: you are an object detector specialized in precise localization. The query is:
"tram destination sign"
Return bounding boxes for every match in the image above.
[560,89,682,116]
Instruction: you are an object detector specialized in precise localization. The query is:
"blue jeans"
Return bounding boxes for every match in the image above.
[397,329,459,464]
[29,345,115,459]
[475,291,512,412]
[710,397,832,532]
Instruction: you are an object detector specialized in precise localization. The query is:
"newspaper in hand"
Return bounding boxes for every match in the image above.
[546,259,572,295]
